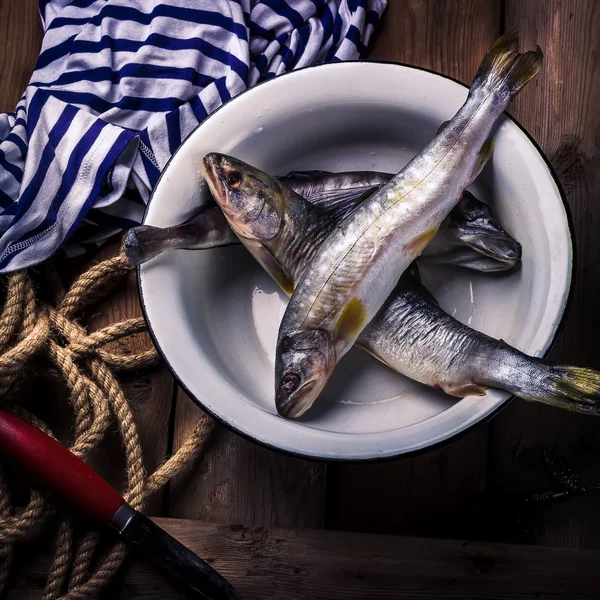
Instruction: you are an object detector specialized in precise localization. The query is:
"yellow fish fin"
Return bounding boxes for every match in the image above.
[443,382,488,398]
[355,342,393,369]
[404,226,439,257]
[335,297,367,342]
[437,120,450,134]
[252,244,295,296]
[275,271,295,296]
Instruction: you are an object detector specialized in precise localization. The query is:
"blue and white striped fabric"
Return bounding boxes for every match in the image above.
[0,0,386,272]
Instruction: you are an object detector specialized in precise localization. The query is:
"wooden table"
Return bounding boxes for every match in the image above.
[2,1,600,597]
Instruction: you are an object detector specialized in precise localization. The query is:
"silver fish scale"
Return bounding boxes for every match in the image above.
[281,88,504,353]
[360,289,477,377]
[354,284,512,398]
[297,181,433,331]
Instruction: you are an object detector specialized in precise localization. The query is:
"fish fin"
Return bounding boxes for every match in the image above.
[516,365,600,416]
[419,248,518,273]
[251,244,295,296]
[404,226,439,258]
[437,120,450,134]
[280,170,334,180]
[443,382,488,398]
[304,187,379,221]
[469,137,495,182]
[124,226,165,265]
[355,341,394,369]
[471,30,543,102]
[123,205,239,266]
[335,297,367,342]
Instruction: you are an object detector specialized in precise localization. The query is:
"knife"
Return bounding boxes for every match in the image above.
[0,409,241,600]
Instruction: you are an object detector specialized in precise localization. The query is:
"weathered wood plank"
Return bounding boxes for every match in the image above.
[9,517,600,599]
[168,389,326,527]
[0,0,41,112]
[369,0,501,78]
[489,0,600,548]
[326,0,500,538]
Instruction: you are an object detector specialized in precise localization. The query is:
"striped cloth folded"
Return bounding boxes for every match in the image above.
[0,0,386,272]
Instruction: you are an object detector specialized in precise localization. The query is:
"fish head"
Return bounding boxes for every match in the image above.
[449,192,522,269]
[275,329,337,419]
[202,153,284,241]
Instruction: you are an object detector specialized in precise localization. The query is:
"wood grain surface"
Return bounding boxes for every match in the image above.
[0,0,41,111]
[489,0,600,549]
[10,517,600,599]
[168,388,326,528]
[326,0,500,540]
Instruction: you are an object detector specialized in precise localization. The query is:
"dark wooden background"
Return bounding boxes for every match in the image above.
[2,0,600,567]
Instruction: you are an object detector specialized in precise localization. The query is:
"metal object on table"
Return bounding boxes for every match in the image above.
[0,409,241,600]
[523,449,600,505]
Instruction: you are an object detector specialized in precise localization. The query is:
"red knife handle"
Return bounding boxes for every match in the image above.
[0,409,125,524]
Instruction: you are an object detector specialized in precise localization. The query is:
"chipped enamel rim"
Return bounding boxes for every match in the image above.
[138,60,574,462]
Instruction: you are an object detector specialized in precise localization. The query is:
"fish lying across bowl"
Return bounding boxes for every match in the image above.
[125,170,521,273]
[137,25,579,458]
[129,148,600,418]
[201,153,600,418]
[133,32,600,423]
[265,32,548,418]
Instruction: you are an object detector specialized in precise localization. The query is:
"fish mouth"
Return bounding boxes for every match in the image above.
[202,153,227,202]
[459,226,522,268]
[276,382,317,419]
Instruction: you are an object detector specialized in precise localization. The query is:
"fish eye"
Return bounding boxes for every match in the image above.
[282,373,300,393]
[226,170,243,188]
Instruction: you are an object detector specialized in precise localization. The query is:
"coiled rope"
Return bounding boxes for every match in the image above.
[0,247,215,598]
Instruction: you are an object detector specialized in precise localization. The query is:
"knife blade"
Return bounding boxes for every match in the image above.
[0,409,241,600]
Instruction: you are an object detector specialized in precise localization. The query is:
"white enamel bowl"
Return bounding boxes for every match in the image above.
[139,61,573,461]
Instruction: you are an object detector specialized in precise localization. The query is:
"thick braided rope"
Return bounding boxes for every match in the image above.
[146,412,216,495]
[53,310,159,372]
[44,519,75,600]
[59,255,132,320]
[67,531,101,592]
[0,247,215,598]
[0,274,25,348]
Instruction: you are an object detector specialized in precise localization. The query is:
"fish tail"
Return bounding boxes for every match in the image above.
[123,225,171,265]
[511,363,600,416]
[123,206,240,266]
[471,30,543,104]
